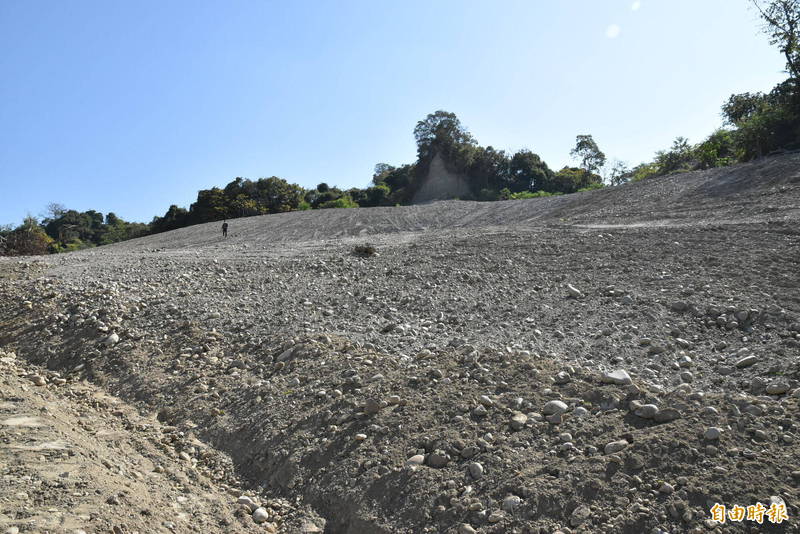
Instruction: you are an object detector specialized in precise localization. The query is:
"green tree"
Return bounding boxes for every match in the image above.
[693,129,737,169]
[413,110,476,160]
[551,167,602,193]
[151,205,189,233]
[607,160,631,186]
[509,149,554,192]
[467,146,510,194]
[570,135,606,175]
[2,216,53,256]
[252,177,304,213]
[655,137,693,174]
[752,0,800,79]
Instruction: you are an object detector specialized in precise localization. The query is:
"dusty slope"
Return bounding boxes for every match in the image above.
[1,154,800,534]
[102,152,800,254]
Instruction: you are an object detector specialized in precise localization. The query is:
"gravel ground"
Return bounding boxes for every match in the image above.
[1,154,799,533]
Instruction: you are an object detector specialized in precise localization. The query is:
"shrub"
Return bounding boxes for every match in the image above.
[576,183,604,193]
[504,190,563,199]
[319,196,359,209]
[353,244,377,257]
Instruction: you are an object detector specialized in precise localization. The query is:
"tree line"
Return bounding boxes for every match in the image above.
[2,0,797,256]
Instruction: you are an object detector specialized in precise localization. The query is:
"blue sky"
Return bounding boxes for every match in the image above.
[0,0,787,225]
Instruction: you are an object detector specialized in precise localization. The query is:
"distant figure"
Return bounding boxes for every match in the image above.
[222,221,228,237]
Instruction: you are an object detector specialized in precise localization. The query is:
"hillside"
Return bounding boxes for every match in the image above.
[1,154,799,533]
[97,153,800,254]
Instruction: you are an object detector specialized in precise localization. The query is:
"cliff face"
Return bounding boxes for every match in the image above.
[412,152,472,203]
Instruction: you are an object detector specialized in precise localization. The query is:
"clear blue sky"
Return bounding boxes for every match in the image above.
[0,0,787,225]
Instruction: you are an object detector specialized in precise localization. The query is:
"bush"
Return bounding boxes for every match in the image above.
[2,226,53,256]
[629,163,660,182]
[576,183,604,193]
[319,196,359,209]
[505,190,563,199]
[353,244,377,257]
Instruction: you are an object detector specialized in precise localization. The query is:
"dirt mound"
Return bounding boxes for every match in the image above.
[1,155,799,533]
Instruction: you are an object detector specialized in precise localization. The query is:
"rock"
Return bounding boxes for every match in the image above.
[659,482,674,494]
[703,427,722,440]
[460,446,479,459]
[566,284,584,299]
[407,454,425,466]
[635,404,659,419]
[252,507,270,523]
[427,451,450,468]
[103,333,120,347]
[510,412,528,430]
[604,440,629,454]
[625,454,645,470]
[601,369,632,385]
[542,400,568,415]
[29,375,46,386]
[570,505,592,527]
[671,301,688,312]
[468,462,484,479]
[387,395,403,405]
[487,511,505,523]
[458,525,477,534]
[472,405,488,417]
[354,433,367,441]
[363,398,382,415]
[238,495,258,512]
[277,348,294,362]
[502,495,522,512]
[553,371,571,384]
[766,382,790,395]
[769,495,786,508]
[654,408,681,423]
[735,355,758,368]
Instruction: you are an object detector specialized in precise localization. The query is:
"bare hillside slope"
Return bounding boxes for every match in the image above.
[1,154,799,534]
[106,153,800,254]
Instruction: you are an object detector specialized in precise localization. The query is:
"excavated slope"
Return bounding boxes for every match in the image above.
[1,154,799,534]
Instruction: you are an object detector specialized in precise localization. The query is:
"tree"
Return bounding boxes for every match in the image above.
[2,216,53,256]
[413,110,476,160]
[752,0,800,80]
[509,149,554,192]
[694,129,737,169]
[551,167,602,194]
[467,146,510,194]
[607,160,631,186]
[151,205,189,233]
[372,164,395,184]
[570,135,606,176]
[655,137,693,174]
[45,202,67,220]
[252,177,304,213]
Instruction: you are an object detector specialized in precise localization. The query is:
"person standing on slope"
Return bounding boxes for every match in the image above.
[222,221,228,238]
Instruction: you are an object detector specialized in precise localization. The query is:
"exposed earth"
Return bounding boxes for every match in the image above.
[1,153,800,534]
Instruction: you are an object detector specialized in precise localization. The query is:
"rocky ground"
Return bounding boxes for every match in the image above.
[1,154,799,533]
